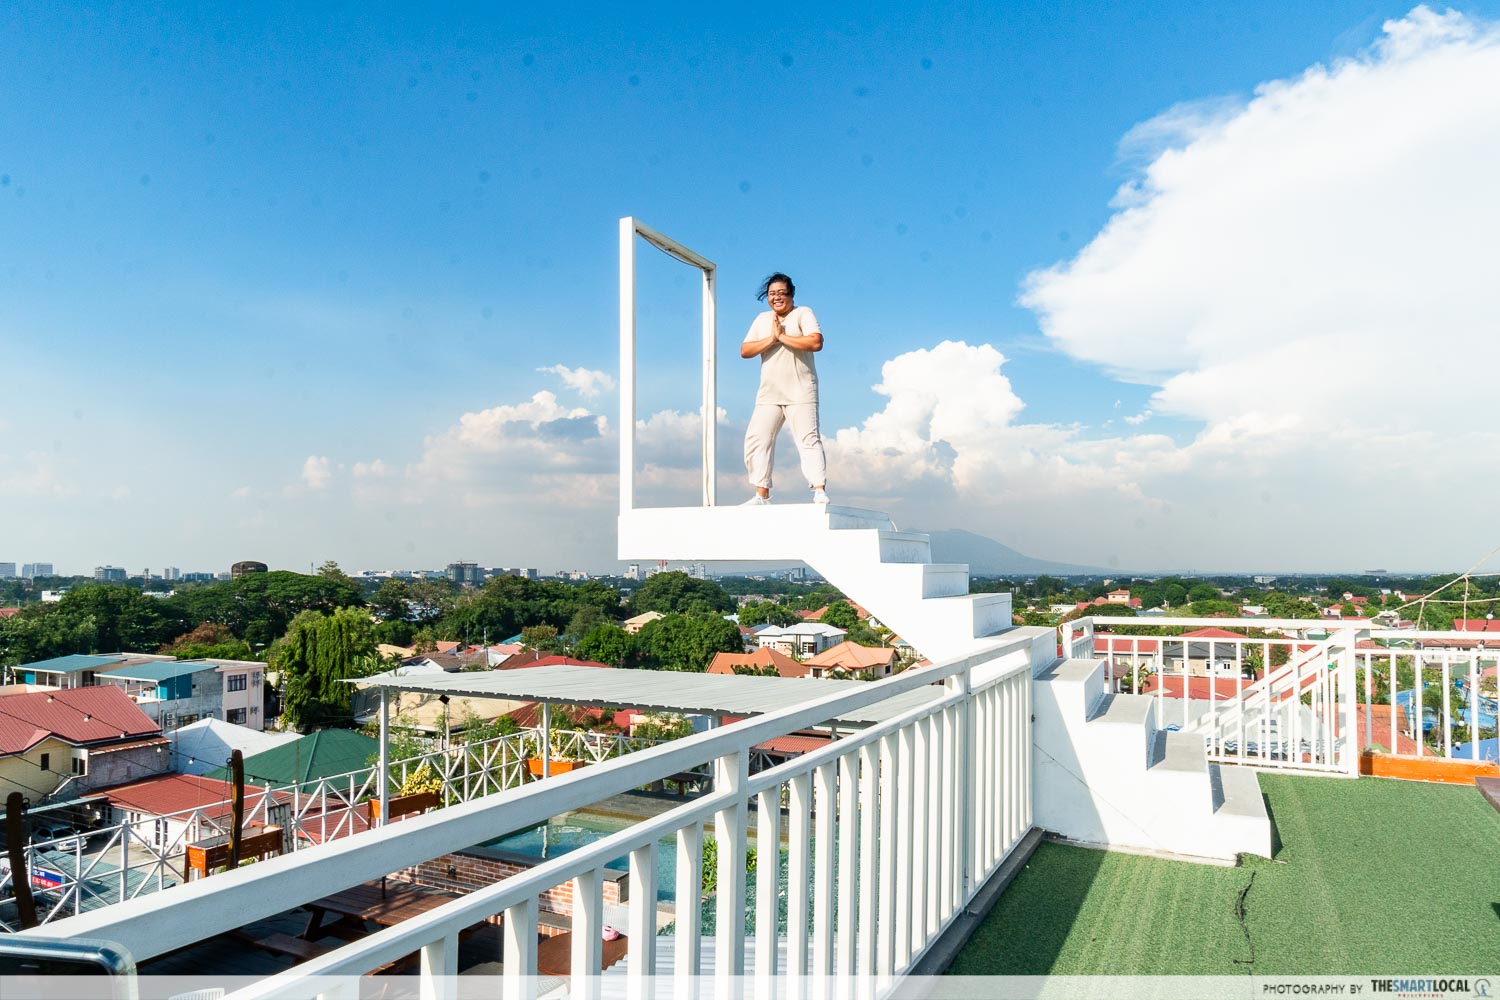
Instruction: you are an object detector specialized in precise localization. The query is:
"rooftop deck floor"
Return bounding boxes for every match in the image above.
[951,773,1499,976]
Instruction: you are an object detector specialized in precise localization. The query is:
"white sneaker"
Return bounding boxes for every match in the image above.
[811,488,830,505]
[743,494,772,506]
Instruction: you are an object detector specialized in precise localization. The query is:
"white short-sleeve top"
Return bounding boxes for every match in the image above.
[744,305,821,405]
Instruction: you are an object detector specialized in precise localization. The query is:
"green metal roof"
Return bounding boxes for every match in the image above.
[97,659,216,683]
[203,728,379,789]
[19,653,128,675]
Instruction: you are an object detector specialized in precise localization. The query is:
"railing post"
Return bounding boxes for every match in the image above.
[419,931,459,1000]
[714,747,749,1000]
[572,867,605,1000]
[377,688,390,828]
[1339,631,1358,777]
[502,897,539,1000]
[951,669,973,902]
[628,841,659,1000]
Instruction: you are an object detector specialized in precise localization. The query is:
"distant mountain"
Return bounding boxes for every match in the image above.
[921,528,1109,577]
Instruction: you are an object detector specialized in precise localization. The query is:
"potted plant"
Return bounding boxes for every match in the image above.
[523,730,586,778]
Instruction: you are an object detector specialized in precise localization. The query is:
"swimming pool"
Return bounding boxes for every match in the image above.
[480,812,680,902]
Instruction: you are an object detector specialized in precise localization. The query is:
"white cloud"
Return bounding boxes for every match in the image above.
[991,5,1500,567]
[302,455,333,490]
[539,365,617,398]
[353,459,389,478]
[1123,410,1152,426]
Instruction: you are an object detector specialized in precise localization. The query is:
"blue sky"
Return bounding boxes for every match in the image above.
[4,3,1499,575]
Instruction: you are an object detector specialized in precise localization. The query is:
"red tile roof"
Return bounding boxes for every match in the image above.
[1455,619,1500,633]
[1356,704,1420,755]
[707,648,808,678]
[805,641,896,672]
[503,702,611,729]
[0,608,19,619]
[1094,636,1161,654]
[513,655,614,670]
[753,733,831,755]
[90,773,286,821]
[1180,627,1249,639]
[0,686,159,755]
[1139,676,1252,701]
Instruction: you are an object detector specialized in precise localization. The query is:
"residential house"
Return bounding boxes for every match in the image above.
[1162,627,1253,679]
[1092,636,1161,686]
[623,611,665,634]
[0,686,169,801]
[202,728,378,791]
[755,622,847,658]
[170,718,298,776]
[86,773,290,851]
[1106,589,1132,605]
[804,641,898,680]
[13,652,173,690]
[97,658,267,731]
[707,648,808,679]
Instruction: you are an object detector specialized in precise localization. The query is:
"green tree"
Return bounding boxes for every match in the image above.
[738,600,799,628]
[819,600,859,631]
[1187,583,1221,603]
[628,572,734,615]
[521,624,560,650]
[274,606,379,732]
[576,623,634,667]
[635,613,743,671]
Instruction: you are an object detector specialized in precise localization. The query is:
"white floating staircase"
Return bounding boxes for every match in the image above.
[1033,657,1273,862]
[619,503,1023,662]
[619,502,1273,863]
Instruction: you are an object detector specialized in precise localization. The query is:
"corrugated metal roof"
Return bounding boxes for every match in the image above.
[0,686,160,755]
[17,653,128,675]
[97,659,217,683]
[202,729,378,788]
[348,663,941,725]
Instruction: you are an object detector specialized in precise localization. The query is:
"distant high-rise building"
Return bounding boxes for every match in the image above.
[446,561,485,586]
[94,565,127,582]
[182,572,216,583]
[231,560,268,579]
[22,563,54,579]
[498,567,538,581]
[162,567,181,581]
[625,563,640,581]
[0,562,16,579]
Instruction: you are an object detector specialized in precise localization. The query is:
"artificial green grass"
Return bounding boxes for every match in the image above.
[949,773,1500,975]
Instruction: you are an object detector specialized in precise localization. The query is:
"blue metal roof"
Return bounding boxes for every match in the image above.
[98,659,215,683]
[19,653,127,674]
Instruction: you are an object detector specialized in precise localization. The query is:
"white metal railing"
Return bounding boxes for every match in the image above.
[18,629,1042,998]
[1354,641,1498,761]
[1065,617,1361,776]
[0,727,666,930]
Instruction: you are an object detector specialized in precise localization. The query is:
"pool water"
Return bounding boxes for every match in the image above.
[481,813,680,902]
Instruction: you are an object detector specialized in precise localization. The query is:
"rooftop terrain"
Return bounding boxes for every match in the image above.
[951,773,1499,976]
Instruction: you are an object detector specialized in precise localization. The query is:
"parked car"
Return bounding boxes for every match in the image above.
[29,822,84,853]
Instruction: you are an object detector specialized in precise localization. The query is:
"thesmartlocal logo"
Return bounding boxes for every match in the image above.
[1368,979,1483,998]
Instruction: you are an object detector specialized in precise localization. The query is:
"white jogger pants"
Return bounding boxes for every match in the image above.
[744,402,826,492]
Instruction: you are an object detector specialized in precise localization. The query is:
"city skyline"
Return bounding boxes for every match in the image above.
[4,4,1498,574]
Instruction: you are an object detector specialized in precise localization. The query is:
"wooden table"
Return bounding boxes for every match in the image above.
[534,932,629,977]
[302,881,466,939]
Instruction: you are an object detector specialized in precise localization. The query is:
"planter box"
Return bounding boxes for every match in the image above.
[526,758,585,777]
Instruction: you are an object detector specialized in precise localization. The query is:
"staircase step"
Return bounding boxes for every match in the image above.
[1215,765,1268,821]
[1150,729,1209,775]
[1089,692,1154,729]
[919,563,971,598]
[922,592,1012,638]
[823,505,897,531]
[875,530,932,564]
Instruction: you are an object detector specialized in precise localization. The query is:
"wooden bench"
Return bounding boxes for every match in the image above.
[238,931,337,962]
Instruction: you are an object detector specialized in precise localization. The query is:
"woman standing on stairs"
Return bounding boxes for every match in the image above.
[740,272,829,506]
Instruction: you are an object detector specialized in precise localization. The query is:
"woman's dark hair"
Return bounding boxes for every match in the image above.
[756,273,795,302]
